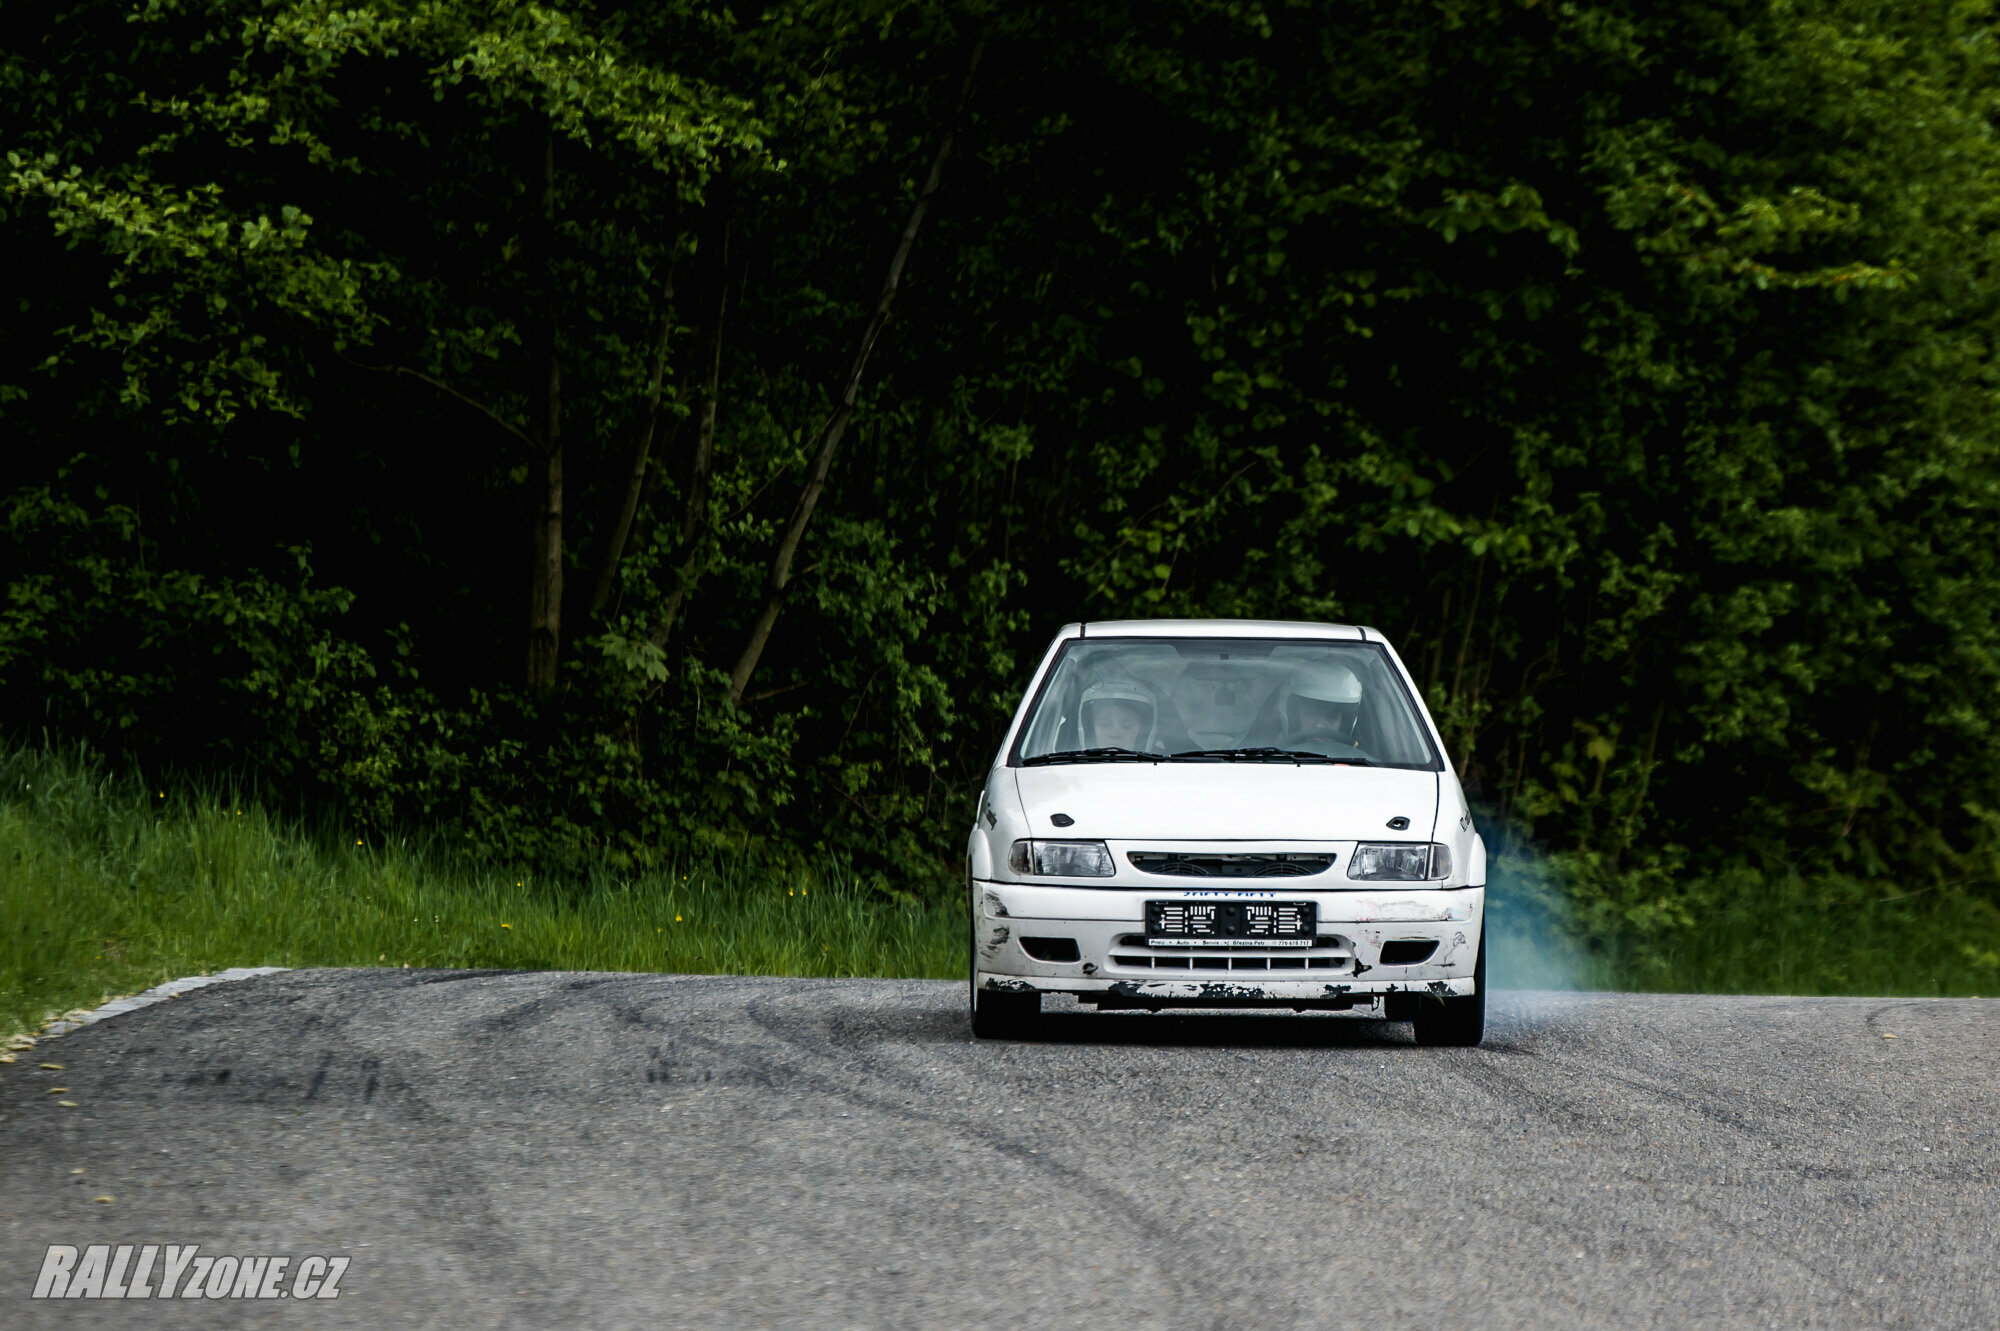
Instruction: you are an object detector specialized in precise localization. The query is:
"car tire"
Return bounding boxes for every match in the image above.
[1412,929,1486,1047]
[970,986,1041,1039]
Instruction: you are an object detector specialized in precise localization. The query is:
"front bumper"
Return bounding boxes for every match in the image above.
[973,879,1483,1007]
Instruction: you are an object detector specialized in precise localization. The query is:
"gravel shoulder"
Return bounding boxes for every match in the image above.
[3,970,1995,1329]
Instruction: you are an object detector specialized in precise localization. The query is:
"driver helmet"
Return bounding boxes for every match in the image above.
[1079,675,1159,751]
[1278,661,1363,742]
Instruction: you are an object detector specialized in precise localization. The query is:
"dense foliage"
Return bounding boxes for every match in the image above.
[6,0,2000,927]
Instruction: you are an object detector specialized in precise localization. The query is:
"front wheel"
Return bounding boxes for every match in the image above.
[1412,929,1486,1047]
[970,986,1041,1039]
[967,874,1040,1039]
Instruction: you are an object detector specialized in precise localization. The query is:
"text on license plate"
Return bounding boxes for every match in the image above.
[1146,900,1317,945]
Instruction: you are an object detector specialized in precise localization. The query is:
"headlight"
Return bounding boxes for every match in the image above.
[1008,839,1115,877]
[1347,842,1452,881]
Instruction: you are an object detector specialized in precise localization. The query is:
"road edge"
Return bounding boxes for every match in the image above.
[2,967,290,1058]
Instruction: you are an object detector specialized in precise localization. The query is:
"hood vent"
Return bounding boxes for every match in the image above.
[1127,851,1335,878]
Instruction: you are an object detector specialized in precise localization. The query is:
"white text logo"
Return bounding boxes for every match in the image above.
[32,1246,349,1300]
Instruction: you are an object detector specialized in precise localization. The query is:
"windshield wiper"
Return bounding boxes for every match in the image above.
[1020,747,1163,766]
[1168,747,1375,765]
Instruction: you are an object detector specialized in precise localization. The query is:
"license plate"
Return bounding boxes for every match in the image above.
[1145,900,1317,947]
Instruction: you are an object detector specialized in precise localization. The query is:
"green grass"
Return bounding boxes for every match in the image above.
[1,746,961,1039]
[1489,866,2000,997]
[7,745,2000,1041]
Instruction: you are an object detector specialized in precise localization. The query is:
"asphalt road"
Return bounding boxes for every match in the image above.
[3,970,1996,1329]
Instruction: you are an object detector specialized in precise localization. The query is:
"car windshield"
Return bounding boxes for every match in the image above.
[1012,638,1440,769]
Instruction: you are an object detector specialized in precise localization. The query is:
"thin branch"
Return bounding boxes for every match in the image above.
[726,38,986,704]
[838,664,888,748]
[589,287,678,618]
[835,782,884,827]
[648,201,736,651]
[1081,460,1257,574]
[745,679,814,704]
[346,356,538,453]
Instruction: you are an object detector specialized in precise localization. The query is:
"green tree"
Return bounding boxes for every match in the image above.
[5,0,2000,934]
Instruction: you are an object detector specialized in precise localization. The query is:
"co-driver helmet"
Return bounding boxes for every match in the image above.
[1078,676,1159,751]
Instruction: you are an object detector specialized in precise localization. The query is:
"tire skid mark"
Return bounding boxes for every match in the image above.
[733,992,1281,1323]
[460,970,765,1038]
[1525,1043,1889,1143]
[276,973,581,1325]
[526,975,1212,1318]
[17,975,1992,1328]
[1863,999,1945,1032]
[1448,1045,1890,1314]
[20,968,565,1330]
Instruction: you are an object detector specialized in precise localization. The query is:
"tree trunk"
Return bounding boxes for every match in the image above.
[526,421,563,688]
[525,129,564,694]
[649,202,735,650]
[726,39,983,705]
[588,280,677,620]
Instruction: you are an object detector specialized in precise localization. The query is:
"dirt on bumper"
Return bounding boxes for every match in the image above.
[972,880,1484,1001]
[976,972,1477,1001]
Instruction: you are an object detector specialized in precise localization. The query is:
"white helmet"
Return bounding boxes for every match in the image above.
[1079,676,1158,751]
[1278,662,1362,741]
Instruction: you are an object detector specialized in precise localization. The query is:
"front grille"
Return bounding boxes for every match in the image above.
[1112,954,1351,972]
[1110,933,1357,975]
[1126,851,1335,878]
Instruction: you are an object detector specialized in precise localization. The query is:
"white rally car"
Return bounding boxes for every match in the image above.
[967,619,1487,1045]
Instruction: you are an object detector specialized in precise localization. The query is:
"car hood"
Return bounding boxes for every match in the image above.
[1011,763,1439,842]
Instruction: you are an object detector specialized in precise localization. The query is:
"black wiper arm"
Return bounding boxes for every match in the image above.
[1169,747,1375,765]
[1020,747,1162,766]
[1169,747,1314,762]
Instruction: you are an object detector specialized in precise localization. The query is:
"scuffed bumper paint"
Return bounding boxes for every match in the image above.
[976,972,1477,1000]
[971,879,1484,1006]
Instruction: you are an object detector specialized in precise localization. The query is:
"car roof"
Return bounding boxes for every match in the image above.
[1069,619,1370,640]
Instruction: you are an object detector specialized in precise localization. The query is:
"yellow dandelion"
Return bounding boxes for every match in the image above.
[675,915,682,923]
[501,923,512,930]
